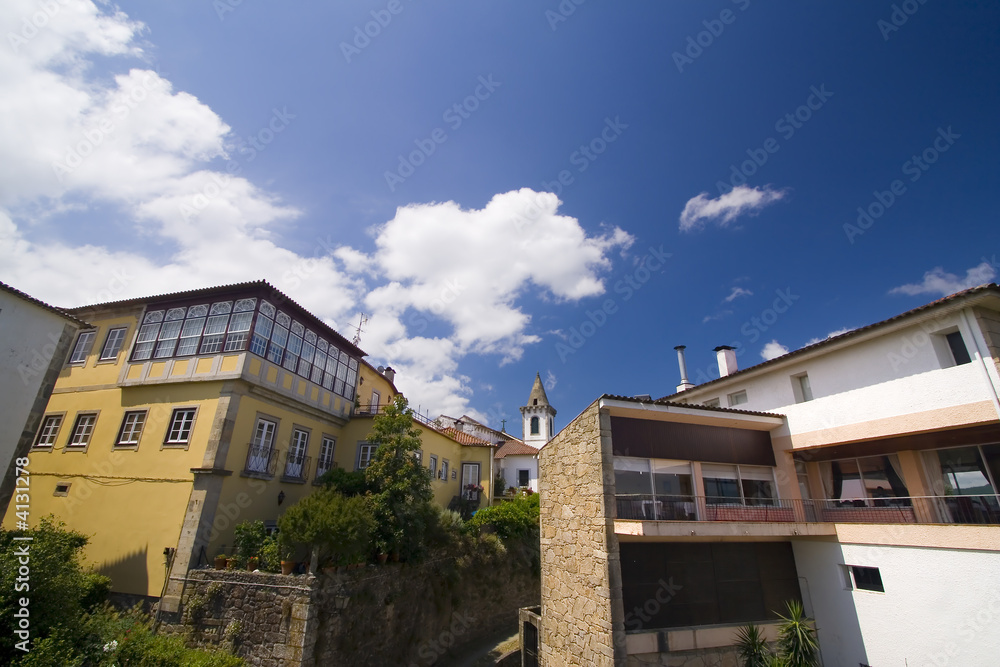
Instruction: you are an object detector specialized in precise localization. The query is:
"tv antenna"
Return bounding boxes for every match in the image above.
[351,313,368,346]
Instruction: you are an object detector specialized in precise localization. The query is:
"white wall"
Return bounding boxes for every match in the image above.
[0,291,74,474]
[498,454,538,492]
[793,539,1000,667]
[686,310,1000,436]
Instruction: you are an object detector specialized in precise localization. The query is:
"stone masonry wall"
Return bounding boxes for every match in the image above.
[164,548,539,667]
[538,401,625,666]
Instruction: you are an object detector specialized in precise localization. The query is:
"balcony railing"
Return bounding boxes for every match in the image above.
[355,403,437,427]
[244,443,280,477]
[614,494,1000,526]
[282,451,312,482]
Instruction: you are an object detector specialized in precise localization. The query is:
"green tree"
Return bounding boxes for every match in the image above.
[0,517,110,661]
[364,395,434,560]
[467,493,540,542]
[317,467,369,497]
[278,489,375,565]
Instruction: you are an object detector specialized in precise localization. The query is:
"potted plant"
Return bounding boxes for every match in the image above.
[214,553,228,570]
[225,556,238,570]
[279,539,295,575]
[246,556,259,571]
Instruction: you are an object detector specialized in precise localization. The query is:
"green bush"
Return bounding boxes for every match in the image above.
[233,520,268,564]
[467,493,539,542]
[278,489,375,564]
[317,467,369,497]
[260,535,281,572]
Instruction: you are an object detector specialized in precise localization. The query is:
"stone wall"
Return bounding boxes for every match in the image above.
[538,401,625,666]
[164,545,539,666]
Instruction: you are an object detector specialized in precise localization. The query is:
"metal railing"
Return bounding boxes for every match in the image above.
[614,494,1000,525]
[355,403,437,427]
[244,442,280,476]
[282,451,312,481]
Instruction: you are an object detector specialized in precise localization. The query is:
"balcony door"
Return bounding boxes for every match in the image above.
[248,418,276,473]
[462,463,481,499]
[285,429,309,479]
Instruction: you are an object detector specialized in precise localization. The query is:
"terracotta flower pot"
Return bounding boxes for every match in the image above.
[377,553,388,564]
[214,556,227,570]
[281,560,295,575]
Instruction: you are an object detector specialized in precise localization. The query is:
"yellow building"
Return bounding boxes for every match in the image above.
[1,281,495,609]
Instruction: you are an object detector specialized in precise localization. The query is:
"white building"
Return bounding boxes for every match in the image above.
[0,282,86,515]
[535,282,1000,667]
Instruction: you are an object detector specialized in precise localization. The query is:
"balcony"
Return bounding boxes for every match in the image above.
[614,494,1000,525]
[281,450,312,483]
[355,403,437,427]
[243,443,280,478]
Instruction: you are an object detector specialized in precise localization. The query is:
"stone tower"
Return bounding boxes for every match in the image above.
[520,372,556,448]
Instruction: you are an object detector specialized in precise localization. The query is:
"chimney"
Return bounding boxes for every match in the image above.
[383,366,396,384]
[675,345,695,392]
[714,345,738,377]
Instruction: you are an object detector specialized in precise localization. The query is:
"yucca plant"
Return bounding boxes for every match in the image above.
[736,622,771,667]
[776,600,819,667]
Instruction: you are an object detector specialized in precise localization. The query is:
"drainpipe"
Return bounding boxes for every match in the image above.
[959,308,1000,421]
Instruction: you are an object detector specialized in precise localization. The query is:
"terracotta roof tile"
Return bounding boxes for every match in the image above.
[440,427,494,447]
[495,441,540,458]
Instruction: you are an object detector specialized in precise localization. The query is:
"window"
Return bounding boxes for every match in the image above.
[703,464,776,506]
[946,331,972,365]
[922,445,1000,523]
[727,390,748,407]
[53,483,71,497]
[462,463,481,495]
[530,416,539,435]
[517,469,530,487]
[132,310,163,360]
[316,436,336,479]
[115,411,147,447]
[67,413,97,448]
[99,327,128,361]
[703,398,720,408]
[820,455,911,506]
[429,455,438,479]
[34,415,63,448]
[414,450,423,465]
[441,459,450,481]
[69,331,95,364]
[792,373,813,403]
[284,428,309,479]
[371,390,381,413]
[357,443,378,470]
[133,299,257,361]
[246,418,277,474]
[846,565,884,592]
[164,408,196,445]
[549,418,554,437]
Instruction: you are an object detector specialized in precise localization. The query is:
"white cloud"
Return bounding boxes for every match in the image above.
[544,370,557,391]
[723,286,752,303]
[888,262,997,298]
[679,185,786,232]
[702,309,733,324]
[804,327,855,347]
[761,340,789,360]
[0,2,633,419]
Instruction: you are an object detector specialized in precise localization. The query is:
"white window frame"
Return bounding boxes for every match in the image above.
[429,454,438,479]
[164,408,196,446]
[441,459,450,481]
[727,390,748,407]
[115,410,147,448]
[316,435,336,479]
[69,331,96,364]
[67,412,98,449]
[284,428,310,479]
[34,415,64,449]
[99,327,128,361]
[357,442,378,470]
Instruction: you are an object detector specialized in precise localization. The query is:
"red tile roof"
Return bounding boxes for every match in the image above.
[495,441,540,458]
[439,427,494,447]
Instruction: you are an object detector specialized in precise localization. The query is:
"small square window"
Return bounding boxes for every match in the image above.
[517,469,530,487]
[69,331,96,364]
[99,327,128,361]
[703,398,720,408]
[727,390,748,407]
[53,482,71,497]
[792,373,813,403]
[848,565,884,592]
[164,408,196,445]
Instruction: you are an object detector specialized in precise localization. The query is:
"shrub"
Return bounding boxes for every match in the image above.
[233,520,268,564]
[278,490,375,564]
[467,493,539,542]
[317,467,369,497]
[260,535,281,572]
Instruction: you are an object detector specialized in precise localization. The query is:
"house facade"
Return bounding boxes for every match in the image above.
[536,283,1000,666]
[0,282,86,516]
[1,281,494,610]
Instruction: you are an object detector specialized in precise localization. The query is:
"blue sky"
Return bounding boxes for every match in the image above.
[2,1,998,432]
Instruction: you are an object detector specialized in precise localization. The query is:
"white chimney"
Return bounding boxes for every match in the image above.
[383,366,396,384]
[675,345,695,392]
[715,345,738,377]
